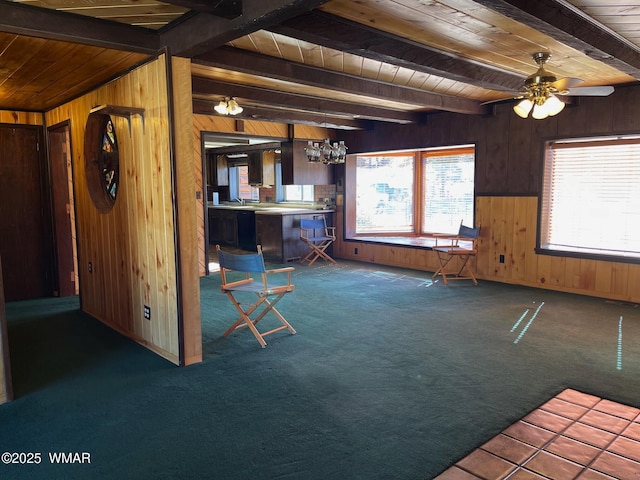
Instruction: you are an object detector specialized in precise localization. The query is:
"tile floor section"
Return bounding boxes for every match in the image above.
[435,389,640,479]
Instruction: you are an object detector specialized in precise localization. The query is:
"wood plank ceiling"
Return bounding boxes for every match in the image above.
[1,0,639,129]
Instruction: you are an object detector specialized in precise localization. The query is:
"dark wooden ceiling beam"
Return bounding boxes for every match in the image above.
[270,11,524,92]
[475,0,640,79]
[194,47,489,115]
[193,99,365,129]
[161,0,330,57]
[192,76,425,124]
[0,0,158,53]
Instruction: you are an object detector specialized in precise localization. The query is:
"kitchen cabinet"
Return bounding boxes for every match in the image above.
[205,151,229,186]
[248,150,275,186]
[208,209,238,247]
[280,140,333,185]
[256,212,334,262]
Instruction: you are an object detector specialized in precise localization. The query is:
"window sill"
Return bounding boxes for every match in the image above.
[348,236,440,249]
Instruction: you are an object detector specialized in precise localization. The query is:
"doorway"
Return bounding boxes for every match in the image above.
[48,122,79,297]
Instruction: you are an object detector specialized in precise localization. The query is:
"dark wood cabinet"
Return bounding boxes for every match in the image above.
[248,150,275,186]
[256,212,334,262]
[280,140,333,185]
[205,151,229,187]
[208,209,238,247]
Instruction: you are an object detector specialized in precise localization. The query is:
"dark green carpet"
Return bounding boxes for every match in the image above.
[2,260,640,479]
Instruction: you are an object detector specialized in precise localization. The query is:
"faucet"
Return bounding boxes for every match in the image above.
[234,198,245,206]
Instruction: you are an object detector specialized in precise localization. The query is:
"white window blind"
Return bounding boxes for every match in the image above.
[422,148,475,233]
[541,137,640,258]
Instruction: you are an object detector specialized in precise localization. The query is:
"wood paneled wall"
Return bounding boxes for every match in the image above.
[0,111,42,126]
[0,255,12,404]
[45,54,198,365]
[335,83,640,303]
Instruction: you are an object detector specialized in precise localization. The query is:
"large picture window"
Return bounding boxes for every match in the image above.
[349,145,475,237]
[540,136,640,260]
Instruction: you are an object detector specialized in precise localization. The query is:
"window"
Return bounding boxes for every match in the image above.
[349,145,474,236]
[540,136,640,260]
[229,164,259,201]
[284,185,314,202]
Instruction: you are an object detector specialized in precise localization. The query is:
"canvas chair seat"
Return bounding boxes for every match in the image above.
[432,221,481,285]
[216,245,296,347]
[299,217,336,266]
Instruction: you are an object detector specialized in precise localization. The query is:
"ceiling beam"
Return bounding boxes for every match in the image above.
[270,11,524,93]
[0,0,158,53]
[194,47,489,115]
[192,76,426,124]
[161,0,330,57]
[193,99,365,130]
[475,0,640,79]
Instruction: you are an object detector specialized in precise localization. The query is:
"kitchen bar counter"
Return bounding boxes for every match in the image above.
[208,204,334,262]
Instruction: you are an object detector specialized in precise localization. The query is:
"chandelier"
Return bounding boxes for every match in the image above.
[304,139,348,164]
[214,97,243,116]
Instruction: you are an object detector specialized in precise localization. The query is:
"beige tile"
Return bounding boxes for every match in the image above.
[456,449,517,480]
[556,389,601,408]
[622,421,640,442]
[593,399,640,421]
[481,434,537,464]
[433,465,482,479]
[522,451,584,480]
[563,422,616,449]
[523,409,574,433]
[503,421,556,448]
[608,435,640,463]
[590,451,640,480]
[540,397,589,420]
[580,410,632,434]
[545,435,601,465]
[507,468,548,479]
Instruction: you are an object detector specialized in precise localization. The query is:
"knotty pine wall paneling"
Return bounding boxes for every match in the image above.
[334,83,640,303]
[0,111,42,125]
[45,54,187,365]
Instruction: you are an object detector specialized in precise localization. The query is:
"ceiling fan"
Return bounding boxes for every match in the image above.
[497,52,615,119]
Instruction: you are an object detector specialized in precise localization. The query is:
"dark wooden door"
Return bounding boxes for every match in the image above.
[0,125,54,301]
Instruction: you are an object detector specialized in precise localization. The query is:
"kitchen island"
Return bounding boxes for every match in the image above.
[208,204,334,263]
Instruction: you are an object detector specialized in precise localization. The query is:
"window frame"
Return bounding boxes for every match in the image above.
[344,144,476,240]
[537,134,640,264]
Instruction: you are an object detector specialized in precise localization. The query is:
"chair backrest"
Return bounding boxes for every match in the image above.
[458,223,481,240]
[217,246,266,274]
[300,218,327,230]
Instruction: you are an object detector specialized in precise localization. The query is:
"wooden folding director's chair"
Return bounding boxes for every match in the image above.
[216,245,296,347]
[432,221,481,285]
[299,217,337,266]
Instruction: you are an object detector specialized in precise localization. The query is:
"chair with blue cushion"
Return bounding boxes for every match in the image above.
[432,221,481,285]
[216,245,296,347]
[299,216,337,266]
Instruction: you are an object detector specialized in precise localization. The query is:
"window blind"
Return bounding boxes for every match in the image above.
[541,137,640,258]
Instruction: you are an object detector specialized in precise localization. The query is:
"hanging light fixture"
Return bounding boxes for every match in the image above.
[304,139,348,165]
[513,53,566,120]
[214,97,243,116]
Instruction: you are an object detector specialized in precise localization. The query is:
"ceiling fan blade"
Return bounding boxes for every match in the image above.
[480,94,526,106]
[564,86,615,97]
[551,77,584,91]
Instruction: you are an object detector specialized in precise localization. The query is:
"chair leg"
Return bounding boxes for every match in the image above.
[301,241,336,266]
[432,252,454,285]
[222,293,296,347]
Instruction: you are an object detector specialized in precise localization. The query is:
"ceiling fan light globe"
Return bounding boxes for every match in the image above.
[531,102,550,120]
[513,99,534,118]
[546,95,565,116]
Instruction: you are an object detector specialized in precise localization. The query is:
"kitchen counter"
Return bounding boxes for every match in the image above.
[208,204,334,215]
